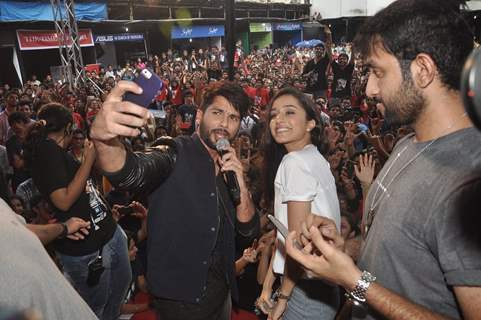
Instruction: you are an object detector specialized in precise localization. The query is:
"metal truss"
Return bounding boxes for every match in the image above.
[50,0,85,91]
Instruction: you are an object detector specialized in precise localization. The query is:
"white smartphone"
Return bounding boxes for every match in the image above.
[267,214,303,249]
[267,214,289,239]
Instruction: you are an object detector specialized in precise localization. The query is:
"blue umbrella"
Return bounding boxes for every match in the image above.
[306,39,324,48]
[295,40,308,48]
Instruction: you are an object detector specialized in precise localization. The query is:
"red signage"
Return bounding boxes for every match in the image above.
[16,29,94,51]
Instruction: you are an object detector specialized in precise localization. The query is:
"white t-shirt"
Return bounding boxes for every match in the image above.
[273,144,340,274]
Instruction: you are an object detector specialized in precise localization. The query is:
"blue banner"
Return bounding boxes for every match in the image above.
[171,25,225,39]
[0,0,107,22]
[273,23,302,31]
[95,33,144,43]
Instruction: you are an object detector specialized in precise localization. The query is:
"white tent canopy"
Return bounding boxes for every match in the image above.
[310,0,481,19]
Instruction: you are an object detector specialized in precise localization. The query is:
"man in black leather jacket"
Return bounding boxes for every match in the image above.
[90,81,259,320]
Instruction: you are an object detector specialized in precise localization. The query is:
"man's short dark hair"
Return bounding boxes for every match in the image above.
[6,91,18,99]
[8,111,29,126]
[18,101,32,109]
[200,81,250,118]
[354,0,473,91]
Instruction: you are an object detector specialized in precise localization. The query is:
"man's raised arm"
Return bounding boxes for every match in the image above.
[90,81,149,173]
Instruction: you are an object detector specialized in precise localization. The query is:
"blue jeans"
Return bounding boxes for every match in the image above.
[58,226,132,320]
[283,280,339,320]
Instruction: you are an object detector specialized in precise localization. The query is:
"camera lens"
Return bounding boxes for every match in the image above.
[461,48,481,130]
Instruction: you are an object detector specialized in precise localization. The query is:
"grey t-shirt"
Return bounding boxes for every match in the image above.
[0,199,98,320]
[358,127,481,319]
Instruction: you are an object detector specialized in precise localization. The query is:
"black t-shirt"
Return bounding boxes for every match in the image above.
[303,56,330,92]
[31,139,116,256]
[332,62,355,98]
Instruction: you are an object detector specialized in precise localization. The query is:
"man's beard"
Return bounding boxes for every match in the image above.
[198,120,234,150]
[382,74,426,127]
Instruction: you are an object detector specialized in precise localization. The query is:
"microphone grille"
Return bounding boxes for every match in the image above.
[216,138,230,152]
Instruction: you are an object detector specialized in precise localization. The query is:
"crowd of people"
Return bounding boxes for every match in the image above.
[0,0,480,319]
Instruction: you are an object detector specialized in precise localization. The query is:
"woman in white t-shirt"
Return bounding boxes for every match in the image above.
[257,87,340,320]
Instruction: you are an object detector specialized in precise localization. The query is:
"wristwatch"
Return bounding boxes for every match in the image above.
[58,222,68,239]
[345,271,376,305]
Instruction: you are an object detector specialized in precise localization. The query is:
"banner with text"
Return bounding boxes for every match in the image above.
[171,25,224,39]
[94,33,144,43]
[17,29,94,51]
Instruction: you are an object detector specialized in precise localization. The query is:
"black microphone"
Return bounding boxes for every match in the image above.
[216,138,241,205]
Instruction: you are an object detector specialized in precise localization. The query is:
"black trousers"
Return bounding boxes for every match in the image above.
[154,292,231,320]
[153,256,231,320]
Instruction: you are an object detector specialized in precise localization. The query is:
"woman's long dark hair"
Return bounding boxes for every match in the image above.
[23,102,73,169]
[261,86,326,208]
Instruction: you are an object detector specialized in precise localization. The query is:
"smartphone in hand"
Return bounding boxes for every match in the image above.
[267,214,302,250]
[124,69,162,108]
[118,206,135,216]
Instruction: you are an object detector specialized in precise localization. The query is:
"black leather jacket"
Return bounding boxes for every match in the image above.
[104,134,259,303]
[108,137,178,195]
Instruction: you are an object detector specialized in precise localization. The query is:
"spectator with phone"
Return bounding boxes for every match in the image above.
[258,87,340,320]
[22,103,131,320]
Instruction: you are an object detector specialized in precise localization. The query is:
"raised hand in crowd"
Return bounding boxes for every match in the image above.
[365,130,390,164]
[340,162,357,201]
[325,125,341,151]
[355,153,376,193]
[129,200,148,219]
[235,239,259,276]
[242,246,259,264]
[370,116,384,135]
[343,127,356,157]
[82,139,96,165]
[112,201,149,242]
[131,201,149,242]
[257,229,276,253]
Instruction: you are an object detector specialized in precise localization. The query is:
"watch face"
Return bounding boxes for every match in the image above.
[362,271,376,282]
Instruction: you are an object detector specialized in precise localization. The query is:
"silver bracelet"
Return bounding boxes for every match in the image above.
[345,271,376,305]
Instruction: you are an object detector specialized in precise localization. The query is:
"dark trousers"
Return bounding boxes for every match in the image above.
[154,292,231,320]
[153,256,230,320]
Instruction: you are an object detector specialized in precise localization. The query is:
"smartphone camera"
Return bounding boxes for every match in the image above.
[118,206,135,216]
[141,68,152,79]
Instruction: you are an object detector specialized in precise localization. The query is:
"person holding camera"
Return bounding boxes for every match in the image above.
[23,103,131,320]
[301,25,333,99]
